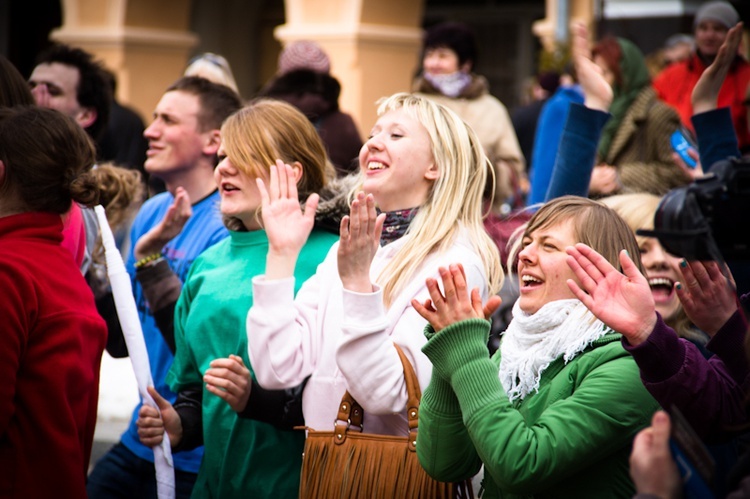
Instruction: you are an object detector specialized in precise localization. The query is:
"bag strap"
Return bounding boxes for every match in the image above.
[334,343,421,451]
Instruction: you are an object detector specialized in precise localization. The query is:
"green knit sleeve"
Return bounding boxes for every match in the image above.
[416,319,491,482]
[450,343,658,495]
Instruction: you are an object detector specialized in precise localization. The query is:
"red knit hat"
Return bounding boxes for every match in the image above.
[278,40,331,75]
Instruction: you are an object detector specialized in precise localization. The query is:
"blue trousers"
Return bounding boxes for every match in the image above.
[87,442,197,499]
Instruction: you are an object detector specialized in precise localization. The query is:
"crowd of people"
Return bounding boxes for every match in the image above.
[1,1,749,497]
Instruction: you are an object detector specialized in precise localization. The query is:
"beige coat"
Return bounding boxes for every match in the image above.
[414,75,525,212]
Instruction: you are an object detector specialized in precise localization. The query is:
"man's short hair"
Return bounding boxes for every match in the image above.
[35,43,112,140]
[166,76,242,132]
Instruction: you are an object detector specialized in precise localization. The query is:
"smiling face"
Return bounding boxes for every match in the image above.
[695,19,728,58]
[639,236,682,321]
[214,145,266,231]
[423,47,463,76]
[517,219,579,315]
[359,107,438,212]
[143,90,210,180]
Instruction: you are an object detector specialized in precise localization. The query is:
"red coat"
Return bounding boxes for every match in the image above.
[0,212,107,498]
[653,52,750,151]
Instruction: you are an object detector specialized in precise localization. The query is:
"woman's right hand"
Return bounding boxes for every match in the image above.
[412,263,502,333]
[566,243,656,345]
[572,22,613,112]
[676,260,737,337]
[134,187,192,259]
[136,386,182,449]
[692,22,743,115]
[257,160,319,279]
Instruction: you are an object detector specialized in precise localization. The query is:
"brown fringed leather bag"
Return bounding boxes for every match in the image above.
[299,344,472,498]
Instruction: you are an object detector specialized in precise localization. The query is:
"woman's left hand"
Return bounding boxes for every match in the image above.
[337,192,385,293]
[589,164,620,196]
[204,354,252,412]
[676,260,737,337]
[566,243,656,345]
[412,263,502,332]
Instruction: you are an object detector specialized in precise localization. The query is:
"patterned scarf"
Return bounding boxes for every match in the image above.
[499,299,611,401]
[380,207,419,246]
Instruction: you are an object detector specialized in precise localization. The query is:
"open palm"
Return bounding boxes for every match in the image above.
[566,243,656,345]
[258,160,318,256]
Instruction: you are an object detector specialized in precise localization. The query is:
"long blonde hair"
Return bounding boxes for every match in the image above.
[370,93,503,306]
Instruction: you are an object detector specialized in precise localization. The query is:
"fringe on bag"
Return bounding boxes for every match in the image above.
[299,344,472,499]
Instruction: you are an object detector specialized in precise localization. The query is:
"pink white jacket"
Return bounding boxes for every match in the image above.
[247,229,489,435]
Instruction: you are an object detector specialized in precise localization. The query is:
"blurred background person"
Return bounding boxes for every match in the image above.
[184,52,240,95]
[511,71,560,173]
[413,21,525,212]
[259,40,362,177]
[589,36,690,198]
[653,1,750,153]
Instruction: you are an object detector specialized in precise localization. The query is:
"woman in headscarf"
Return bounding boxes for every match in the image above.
[589,36,691,197]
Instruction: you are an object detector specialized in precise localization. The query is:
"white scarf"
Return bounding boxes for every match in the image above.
[424,71,472,98]
[499,299,611,402]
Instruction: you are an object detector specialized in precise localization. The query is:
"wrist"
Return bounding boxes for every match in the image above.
[134,240,168,260]
[134,252,163,269]
[629,314,658,346]
[265,250,298,280]
[341,276,374,294]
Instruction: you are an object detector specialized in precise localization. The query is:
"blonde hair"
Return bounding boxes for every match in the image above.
[184,53,239,93]
[509,196,645,276]
[601,193,695,338]
[370,92,503,306]
[220,99,333,231]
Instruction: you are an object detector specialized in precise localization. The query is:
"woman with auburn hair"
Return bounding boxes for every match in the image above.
[0,106,107,497]
[414,195,658,498]
[135,99,338,498]
[247,92,502,448]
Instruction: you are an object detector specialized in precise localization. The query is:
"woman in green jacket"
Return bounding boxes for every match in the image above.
[412,196,659,498]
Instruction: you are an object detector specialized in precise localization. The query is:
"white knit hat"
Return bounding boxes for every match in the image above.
[694,1,740,29]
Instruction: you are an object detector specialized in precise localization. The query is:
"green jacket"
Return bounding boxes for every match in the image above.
[417,318,659,498]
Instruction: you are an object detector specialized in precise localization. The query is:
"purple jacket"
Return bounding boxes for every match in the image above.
[623,295,749,440]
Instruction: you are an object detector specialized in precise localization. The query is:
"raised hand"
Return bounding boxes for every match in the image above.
[337,192,385,293]
[589,164,621,196]
[671,149,704,180]
[204,354,252,412]
[572,22,613,112]
[136,386,183,448]
[134,186,192,259]
[676,260,738,337]
[257,160,319,279]
[692,22,744,115]
[412,263,502,332]
[629,411,682,499]
[566,243,656,345]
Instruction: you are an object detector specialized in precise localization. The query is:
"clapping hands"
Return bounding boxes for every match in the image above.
[412,263,502,332]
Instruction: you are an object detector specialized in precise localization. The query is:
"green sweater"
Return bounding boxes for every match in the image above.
[417,318,659,499]
[167,228,337,499]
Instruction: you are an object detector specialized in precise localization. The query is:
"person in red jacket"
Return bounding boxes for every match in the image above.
[0,106,107,497]
[653,1,750,152]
